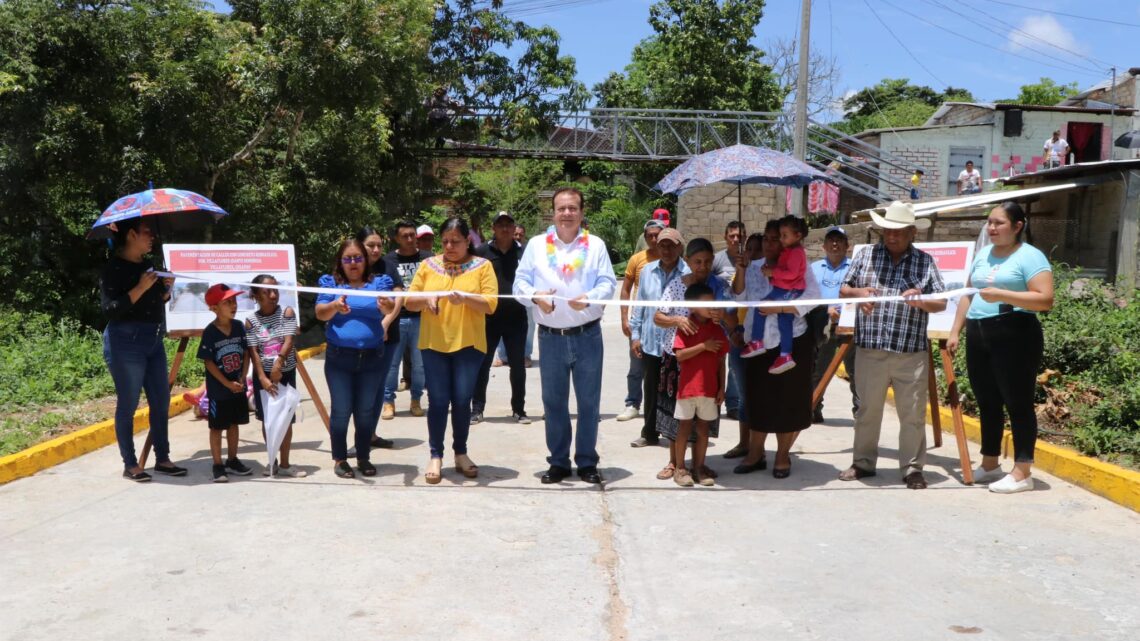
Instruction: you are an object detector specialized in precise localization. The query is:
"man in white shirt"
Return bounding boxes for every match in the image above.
[515,187,617,485]
[1043,131,1070,169]
[957,160,982,195]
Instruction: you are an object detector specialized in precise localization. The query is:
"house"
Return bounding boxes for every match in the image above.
[847,69,1140,203]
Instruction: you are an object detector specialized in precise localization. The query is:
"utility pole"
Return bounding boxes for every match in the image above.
[792,0,811,217]
[1110,66,1116,161]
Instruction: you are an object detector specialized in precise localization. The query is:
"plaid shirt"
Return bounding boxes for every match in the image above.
[844,243,944,353]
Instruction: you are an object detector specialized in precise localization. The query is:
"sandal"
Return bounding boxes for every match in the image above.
[454,454,478,479]
[656,462,676,480]
[334,461,355,479]
[425,457,443,485]
[723,444,748,459]
[357,460,377,477]
[699,464,718,479]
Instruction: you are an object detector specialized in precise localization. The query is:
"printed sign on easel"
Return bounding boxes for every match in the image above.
[161,244,298,333]
[837,241,975,339]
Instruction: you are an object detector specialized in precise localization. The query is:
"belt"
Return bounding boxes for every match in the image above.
[538,318,600,336]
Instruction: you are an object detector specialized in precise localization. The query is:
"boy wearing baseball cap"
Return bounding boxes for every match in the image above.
[197,283,252,483]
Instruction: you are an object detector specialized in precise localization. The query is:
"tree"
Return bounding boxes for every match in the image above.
[429,0,588,141]
[1001,77,1081,106]
[593,0,784,112]
[766,37,842,119]
[834,78,976,134]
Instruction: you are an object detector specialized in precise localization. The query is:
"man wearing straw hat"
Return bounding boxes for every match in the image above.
[838,201,946,490]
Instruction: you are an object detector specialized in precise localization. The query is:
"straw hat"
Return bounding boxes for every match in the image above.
[870,200,930,230]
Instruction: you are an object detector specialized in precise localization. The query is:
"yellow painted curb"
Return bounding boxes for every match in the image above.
[0,343,327,485]
[842,364,1140,513]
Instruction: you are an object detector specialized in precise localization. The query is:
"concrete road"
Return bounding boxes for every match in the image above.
[2,313,1138,641]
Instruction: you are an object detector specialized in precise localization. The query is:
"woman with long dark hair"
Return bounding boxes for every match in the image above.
[404,218,498,485]
[949,201,1054,493]
[357,225,403,450]
[100,218,185,482]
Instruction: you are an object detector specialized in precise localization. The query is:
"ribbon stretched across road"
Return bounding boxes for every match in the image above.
[154,270,976,309]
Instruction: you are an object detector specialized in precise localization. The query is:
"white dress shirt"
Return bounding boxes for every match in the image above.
[514,228,617,329]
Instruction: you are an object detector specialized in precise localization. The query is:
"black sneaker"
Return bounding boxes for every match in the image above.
[513,412,532,425]
[225,458,252,476]
[153,462,187,477]
[471,411,484,424]
[212,464,229,483]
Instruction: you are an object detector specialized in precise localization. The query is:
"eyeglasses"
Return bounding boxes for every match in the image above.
[341,255,365,264]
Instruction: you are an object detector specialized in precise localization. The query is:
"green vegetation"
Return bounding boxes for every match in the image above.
[0,307,204,456]
[998,77,1082,106]
[834,78,975,134]
[941,268,1140,470]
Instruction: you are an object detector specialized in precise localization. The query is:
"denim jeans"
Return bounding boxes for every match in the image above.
[475,315,527,415]
[325,344,386,462]
[421,347,484,458]
[103,322,171,470]
[752,286,803,354]
[369,339,400,437]
[624,348,643,409]
[539,322,603,470]
[727,344,747,422]
[384,316,424,402]
[496,306,535,361]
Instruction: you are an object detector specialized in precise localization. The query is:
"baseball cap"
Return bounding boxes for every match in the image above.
[824,226,848,239]
[657,227,685,246]
[492,211,515,224]
[415,224,434,238]
[652,208,671,224]
[205,283,243,307]
[643,219,667,231]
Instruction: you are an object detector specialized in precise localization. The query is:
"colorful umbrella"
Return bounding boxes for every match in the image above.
[654,144,835,222]
[88,187,229,239]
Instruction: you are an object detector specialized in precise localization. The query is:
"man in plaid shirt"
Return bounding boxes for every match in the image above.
[838,201,946,490]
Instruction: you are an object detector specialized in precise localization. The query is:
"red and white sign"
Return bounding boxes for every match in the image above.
[162,244,298,333]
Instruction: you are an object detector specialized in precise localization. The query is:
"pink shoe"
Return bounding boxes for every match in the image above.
[740,340,765,359]
[768,354,796,374]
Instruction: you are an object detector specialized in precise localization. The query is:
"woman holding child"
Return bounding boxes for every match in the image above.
[314,238,396,479]
[731,216,822,478]
[403,218,498,485]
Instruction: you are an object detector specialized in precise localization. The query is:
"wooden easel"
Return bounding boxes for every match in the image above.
[811,327,975,485]
[138,330,329,468]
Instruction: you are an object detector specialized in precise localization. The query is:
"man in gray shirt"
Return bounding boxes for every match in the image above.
[712,220,745,418]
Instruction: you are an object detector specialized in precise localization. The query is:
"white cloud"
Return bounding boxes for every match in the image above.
[1007,15,1087,55]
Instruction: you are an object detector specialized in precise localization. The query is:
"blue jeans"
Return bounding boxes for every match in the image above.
[496,306,535,361]
[539,322,603,470]
[103,322,171,470]
[421,347,484,458]
[725,345,741,413]
[384,316,424,403]
[369,339,400,437]
[325,344,386,462]
[624,348,643,409]
[752,286,803,355]
[728,344,748,422]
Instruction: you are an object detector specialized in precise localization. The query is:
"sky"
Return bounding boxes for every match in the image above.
[211,1,1140,118]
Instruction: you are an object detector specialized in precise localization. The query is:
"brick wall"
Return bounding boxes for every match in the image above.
[884,147,942,200]
[677,183,785,251]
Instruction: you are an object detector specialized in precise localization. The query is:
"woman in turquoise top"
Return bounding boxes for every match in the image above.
[949,201,1054,494]
[315,238,396,479]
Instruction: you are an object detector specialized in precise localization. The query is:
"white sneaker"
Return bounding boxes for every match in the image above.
[988,474,1034,494]
[275,465,307,478]
[616,406,639,422]
[972,465,1005,483]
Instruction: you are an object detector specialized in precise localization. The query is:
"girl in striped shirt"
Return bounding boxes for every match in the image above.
[246,274,305,478]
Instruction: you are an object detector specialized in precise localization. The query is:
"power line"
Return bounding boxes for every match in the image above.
[919,0,1107,74]
[862,0,949,87]
[983,0,1140,28]
[876,0,1106,78]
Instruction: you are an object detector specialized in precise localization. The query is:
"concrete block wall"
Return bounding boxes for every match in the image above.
[883,147,943,200]
[677,183,785,251]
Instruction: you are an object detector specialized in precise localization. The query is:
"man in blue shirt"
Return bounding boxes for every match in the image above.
[629,228,689,447]
[809,226,858,423]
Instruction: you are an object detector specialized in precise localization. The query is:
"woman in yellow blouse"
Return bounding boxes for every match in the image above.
[405,218,498,484]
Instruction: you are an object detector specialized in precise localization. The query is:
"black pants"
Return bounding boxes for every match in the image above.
[473,314,527,415]
[811,331,859,415]
[966,313,1043,463]
[641,353,663,442]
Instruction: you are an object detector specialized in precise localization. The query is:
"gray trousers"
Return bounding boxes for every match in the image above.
[851,348,928,478]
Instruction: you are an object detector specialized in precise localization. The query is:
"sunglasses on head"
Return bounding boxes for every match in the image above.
[341,255,365,264]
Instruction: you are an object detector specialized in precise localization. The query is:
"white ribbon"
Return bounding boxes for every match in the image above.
[156,271,976,309]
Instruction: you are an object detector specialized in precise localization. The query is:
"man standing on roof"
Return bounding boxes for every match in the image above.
[1044,130,1070,169]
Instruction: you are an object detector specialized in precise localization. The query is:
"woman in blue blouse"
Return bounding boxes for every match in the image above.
[949,202,1054,494]
[315,238,396,479]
